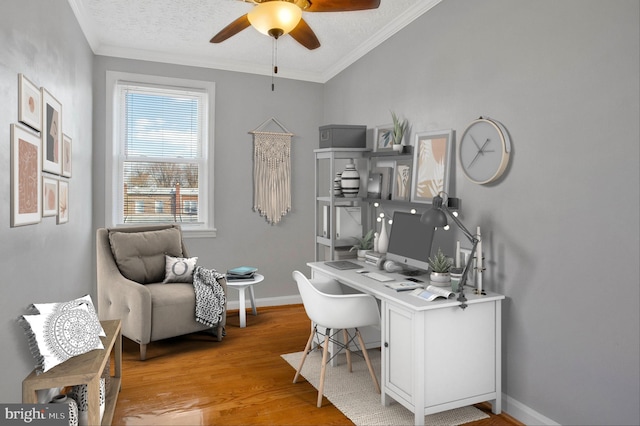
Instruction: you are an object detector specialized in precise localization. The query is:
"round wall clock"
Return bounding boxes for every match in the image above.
[459,116,512,184]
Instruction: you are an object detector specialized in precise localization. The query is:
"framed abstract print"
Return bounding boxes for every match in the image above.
[41,88,62,175]
[411,129,454,204]
[42,176,59,217]
[374,124,394,153]
[391,159,412,201]
[57,180,69,224]
[62,133,72,177]
[11,124,42,226]
[18,74,41,131]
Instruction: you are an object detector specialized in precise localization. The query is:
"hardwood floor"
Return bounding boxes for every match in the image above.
[111,305,522,425]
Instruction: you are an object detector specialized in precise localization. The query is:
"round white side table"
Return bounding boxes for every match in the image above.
[225,273,264,328]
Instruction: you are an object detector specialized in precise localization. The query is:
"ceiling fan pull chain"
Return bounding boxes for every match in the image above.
[271,37,279,91]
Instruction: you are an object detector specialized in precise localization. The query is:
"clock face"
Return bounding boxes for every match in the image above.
[459,118,510,184]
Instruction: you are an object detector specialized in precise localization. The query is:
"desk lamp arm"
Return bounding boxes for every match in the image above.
[441,204,479,309]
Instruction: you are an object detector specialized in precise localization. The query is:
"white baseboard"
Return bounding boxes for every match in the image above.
[227,296,559,426]
[502,394,560,425]
[226,294,301,311]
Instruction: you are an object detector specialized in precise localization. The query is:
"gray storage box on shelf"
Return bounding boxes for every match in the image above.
[319,125,366,148]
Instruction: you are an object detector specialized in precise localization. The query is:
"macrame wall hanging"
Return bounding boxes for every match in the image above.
[249,118,293,225]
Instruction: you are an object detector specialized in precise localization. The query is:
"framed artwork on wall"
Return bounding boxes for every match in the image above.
[62,133,72,177]
[57,180,69,224]
[42,176,59,217]
[374,124,394,153]
[11,124,42,227]
[18,74,42,132]
[41,88,62,175]
[391,158,412,201]
[411,129,454,204]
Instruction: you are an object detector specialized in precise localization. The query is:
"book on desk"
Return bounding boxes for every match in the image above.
[410,285,456,301]
[383,281,423,291]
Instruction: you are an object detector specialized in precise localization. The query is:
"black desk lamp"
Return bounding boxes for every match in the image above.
[420,193,479,310]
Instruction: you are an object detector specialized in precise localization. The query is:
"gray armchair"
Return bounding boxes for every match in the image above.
[96,224,226,360]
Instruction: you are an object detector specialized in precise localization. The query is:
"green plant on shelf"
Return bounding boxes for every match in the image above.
[391,111,408,145]
[350,229,375,251]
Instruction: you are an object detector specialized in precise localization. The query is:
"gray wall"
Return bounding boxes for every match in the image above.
[0,0,94,403]
[323,1,640,425]
[92,57,323,305]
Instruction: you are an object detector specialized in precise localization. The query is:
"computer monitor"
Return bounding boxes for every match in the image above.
[385,211,435,274]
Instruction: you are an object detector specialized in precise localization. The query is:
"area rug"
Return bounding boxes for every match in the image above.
[282,350,489,426]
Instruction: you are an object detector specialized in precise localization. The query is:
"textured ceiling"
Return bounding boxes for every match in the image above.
[69,0,441,83]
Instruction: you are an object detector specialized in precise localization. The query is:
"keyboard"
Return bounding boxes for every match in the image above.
[364,272,395,282]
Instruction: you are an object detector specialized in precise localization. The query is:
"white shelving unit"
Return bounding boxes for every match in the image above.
[314,148,371,261]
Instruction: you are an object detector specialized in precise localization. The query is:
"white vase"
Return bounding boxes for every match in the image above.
[340,161,360,198]
[392,144,403,153]
[51,394,78,426]
[378,220,388,254]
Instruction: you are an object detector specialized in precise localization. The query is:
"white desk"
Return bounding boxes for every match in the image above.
[226,273,264,328]
[307,261,504,426]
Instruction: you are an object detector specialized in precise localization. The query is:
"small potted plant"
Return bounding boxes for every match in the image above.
[391,111,408,152]
[350,229,374,260]
[428,248,452,285]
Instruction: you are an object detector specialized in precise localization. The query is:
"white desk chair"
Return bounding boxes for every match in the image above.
[292,270,381,407]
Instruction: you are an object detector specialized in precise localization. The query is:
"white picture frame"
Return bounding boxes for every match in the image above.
[410,129,454,204]
[18,74,42,131]
[57,179,69,224]
[11,124,42,226]
[42,176,59,217]
[41,88,62,175]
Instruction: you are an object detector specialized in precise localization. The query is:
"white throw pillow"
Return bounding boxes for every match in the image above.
[19,304,105,373]
[29,294,105,337]
[164,255,198,283]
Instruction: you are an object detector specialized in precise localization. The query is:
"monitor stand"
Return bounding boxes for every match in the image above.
[401,268,426,277]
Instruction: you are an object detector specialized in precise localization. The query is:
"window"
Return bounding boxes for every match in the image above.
[106,72,215,237]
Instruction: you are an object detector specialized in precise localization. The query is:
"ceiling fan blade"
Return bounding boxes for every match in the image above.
[210,14,251,43]
[306,0,381,12]
[289,18,321,50]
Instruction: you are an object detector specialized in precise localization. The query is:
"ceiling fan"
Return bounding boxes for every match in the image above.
[210,0,381,50]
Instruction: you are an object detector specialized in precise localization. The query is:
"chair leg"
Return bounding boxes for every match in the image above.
[343,329,352,373]
[318,332,331,408]
[216,325,224,342]
[139,343,147,361]
[356,329,380,394]
[293,326,316,384]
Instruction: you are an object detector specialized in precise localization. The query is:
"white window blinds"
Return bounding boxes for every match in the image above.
[117,82,208,225]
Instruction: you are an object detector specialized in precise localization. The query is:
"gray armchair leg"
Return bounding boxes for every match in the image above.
[140,343,147,361]
[216,325,224,342]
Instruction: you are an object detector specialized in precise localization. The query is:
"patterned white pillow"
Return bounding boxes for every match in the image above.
[19,304,105,374]
[164,255,198,283]
[29,294,105,337]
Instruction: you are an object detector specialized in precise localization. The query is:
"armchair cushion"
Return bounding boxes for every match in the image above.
[109,227,183,284]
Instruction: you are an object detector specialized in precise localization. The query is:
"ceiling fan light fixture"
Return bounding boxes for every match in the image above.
[248,1,302,38]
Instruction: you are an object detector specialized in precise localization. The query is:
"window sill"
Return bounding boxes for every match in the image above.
[183,228,217,239]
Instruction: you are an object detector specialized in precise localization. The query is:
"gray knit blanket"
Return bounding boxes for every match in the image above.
[192,266,226,327]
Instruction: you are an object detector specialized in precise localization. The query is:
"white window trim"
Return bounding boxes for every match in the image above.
[105,71,216,237]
